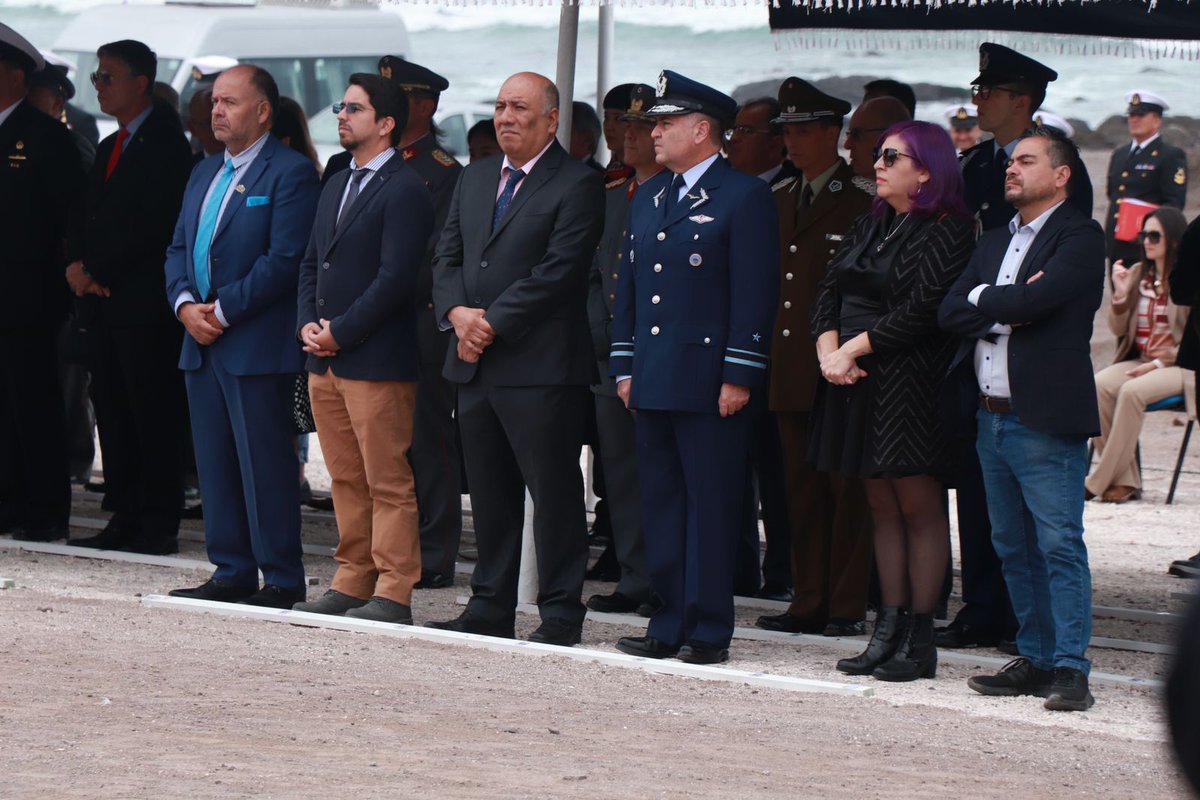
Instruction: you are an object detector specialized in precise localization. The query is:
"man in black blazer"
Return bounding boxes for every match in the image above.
[940,128,1104,712]
[294,74,434,623]
[0,25,85,542]
[429,72,604,645]
[64,40,193,555]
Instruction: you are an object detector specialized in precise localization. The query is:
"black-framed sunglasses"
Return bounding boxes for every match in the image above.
[1139,230,1164,244]
[723,125,773,140]
[970,84,1022,101]
[90,71,120,87]
[331,102,372,115]
[873,147,917,168]
[846,126,887,141]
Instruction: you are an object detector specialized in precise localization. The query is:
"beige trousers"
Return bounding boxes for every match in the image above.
[1086,360,1187,495]
[309,371,420,604]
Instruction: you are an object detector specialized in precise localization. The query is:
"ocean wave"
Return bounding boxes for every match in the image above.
[391,4,766,34]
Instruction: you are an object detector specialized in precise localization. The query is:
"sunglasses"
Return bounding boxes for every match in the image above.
[846,126,887,141]
[90,71,125,87]
[873,147,917,168]
[331,102,373,115]
[1139,230,1164,244]
[970,85,1023,101]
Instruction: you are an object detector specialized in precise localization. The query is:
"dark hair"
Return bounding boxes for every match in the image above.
[1142,206,1189,278]
[741,97,782,135]
[871,120,968,220]
[1021,125,1081,196]
[571,101,601,156]
[863,79,916,118]
[468,118,497,143]
[348,72,408,146]
[272,96,321,174]
[1009,81,1047,114]
[245,65,280,124]
[97,39,157,95]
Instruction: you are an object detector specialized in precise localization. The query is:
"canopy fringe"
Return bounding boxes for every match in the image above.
[772,28,1200,59]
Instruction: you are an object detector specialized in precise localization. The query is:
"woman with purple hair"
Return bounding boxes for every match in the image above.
[808,120,975,682]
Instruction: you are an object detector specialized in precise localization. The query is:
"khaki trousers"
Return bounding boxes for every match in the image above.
[309,371,420,604]
[1086,360,1187,495]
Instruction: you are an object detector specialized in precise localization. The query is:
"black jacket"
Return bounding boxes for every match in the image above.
[939,202,1106,438]
[960,138,1094,233]
[79,99,193,326]
[298,153,434,381]
[0,99,85,329]
[1170,215,1200,372]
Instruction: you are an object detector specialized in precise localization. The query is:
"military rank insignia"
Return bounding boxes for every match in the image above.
[432,149,457,168]
[401,148,416,161]
[1175,168,1187,186]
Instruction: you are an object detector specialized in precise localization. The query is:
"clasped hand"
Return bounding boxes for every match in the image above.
[449,306,495,364]
[820,347,867,386]
[179,302,225,346]
[65,261,110,298]
[300,319,340,357]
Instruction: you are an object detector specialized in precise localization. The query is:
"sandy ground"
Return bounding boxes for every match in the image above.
[1,147,1198,798]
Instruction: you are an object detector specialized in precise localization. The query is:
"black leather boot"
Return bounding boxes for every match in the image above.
[873,612,937,681]
[836,607,909,676]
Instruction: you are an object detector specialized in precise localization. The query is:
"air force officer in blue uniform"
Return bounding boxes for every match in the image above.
[611,72,779,664]
[165,65,320,608]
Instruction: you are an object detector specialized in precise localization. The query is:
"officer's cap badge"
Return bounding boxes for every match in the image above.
[956,107,969,120]
[1131,93,1141,106]
[380,64,393,80]
[656,71,668,98]
[631,98,643,113]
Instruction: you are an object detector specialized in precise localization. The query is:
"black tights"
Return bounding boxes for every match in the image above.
[865,474,950,615]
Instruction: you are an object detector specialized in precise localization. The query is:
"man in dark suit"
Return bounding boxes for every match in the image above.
[428,72,604,645]
[755,77,874,637]
[941,127,1104,712]
[323,57,466,590]
[0,25,85,542]
[26,63,95,170]
[293,74,434,622]
[164,65,320,608]
[610,71,778,665]
[1103,90,1187,267]
[64,40,193,555]
[584,83,661,615]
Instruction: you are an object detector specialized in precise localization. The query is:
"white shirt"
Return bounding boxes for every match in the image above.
[0,98,22,129]
[337,146,395,220]
[497,137,555,200]
[968,200,1066,399]
[174,132,272,326]
[757,164,782,184]
[1130,132,1160,153]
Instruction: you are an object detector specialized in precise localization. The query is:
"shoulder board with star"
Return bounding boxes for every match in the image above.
[432,149,458,168]
[605,176,629,191]
[851,175,875,194]
[772,176,798,193]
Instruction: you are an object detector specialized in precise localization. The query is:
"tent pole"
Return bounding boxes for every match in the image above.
[554,1,580,149]
[596,2,614,165]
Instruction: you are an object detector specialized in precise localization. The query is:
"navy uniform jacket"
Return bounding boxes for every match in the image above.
[1104,137,1187,260]
[609,156,779,413]
[587,173,638,398]
[961,139,1094,232]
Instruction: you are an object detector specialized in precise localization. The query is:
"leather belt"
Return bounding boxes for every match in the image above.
[980,395,1013,414]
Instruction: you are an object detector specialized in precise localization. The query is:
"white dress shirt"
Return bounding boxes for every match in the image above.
[1130,132,1160,154]
[969,200,1066,399]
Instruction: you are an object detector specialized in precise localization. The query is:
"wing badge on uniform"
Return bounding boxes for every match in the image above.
[689,214,715,224]
[652,185,667,208]
[688,188,710,210]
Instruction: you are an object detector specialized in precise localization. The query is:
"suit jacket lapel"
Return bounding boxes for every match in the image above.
[328,157,396,250]
[1015,204,1071,284]
[793,160,853,237]
[485,142,562,246]
[212,136,274,243]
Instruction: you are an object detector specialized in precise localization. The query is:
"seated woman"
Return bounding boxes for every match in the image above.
[1087,207,1195,503]
[809,121,975,682]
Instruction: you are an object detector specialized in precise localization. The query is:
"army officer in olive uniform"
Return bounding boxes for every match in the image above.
[1104,90,1187,267]
[323,57,466,589]
[611,71,778,665]
[755,78,874,638]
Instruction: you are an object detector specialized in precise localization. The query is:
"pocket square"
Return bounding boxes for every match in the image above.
[246,196,271,207]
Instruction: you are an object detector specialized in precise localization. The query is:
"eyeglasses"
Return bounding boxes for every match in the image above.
[845,126,887,141]
[723,125,774,140]
[873,147,917,168]
[331,102,373,115]
[90,71,124,87]
[970,85,1023,101]
[1139,230,1164,244]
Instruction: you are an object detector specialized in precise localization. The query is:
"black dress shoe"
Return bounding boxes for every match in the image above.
[238,585,307,610]
[1043,667,1095,711]
[305,494,335,512]
[636,597,664,618]
[586,591,642,613]
[528,617,582,646]
[584,544,620,582]
[118,536,179,556]
[823,619,867,637]
[169,578,258,602]
[1168,554,1200,578]
[12,524,69,543]
[754,583,794,603]
[968,657,1054,697]
[425,610,515,639]
[414,571,454,589]
[344,597,413,624]
[615,636,679,659]
[755,612,825,634]
[72,518,139,550]
[677,641,729,665]
[180,503,203,520]
[934,621,1002,649]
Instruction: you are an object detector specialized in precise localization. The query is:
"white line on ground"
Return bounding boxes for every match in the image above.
[140,594,875,698]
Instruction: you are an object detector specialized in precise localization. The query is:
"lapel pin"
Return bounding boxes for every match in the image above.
[689,253,703,267]
[235,184,246,194]
[829,180,842,192]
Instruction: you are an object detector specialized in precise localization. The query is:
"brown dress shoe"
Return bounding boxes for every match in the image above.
[1101,485,1141,503]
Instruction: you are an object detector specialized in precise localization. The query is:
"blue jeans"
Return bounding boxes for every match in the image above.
[975,410,1092,674]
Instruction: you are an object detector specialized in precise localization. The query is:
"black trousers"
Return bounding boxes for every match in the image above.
[593,391,651,602]
[0,325,70,529]
[90,321,187,540]
[737,407,793,593]
[411,362,463,578]
[457,381,590,626]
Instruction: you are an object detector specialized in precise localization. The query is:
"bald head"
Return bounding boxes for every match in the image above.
[844,96,912,179]
[495,71,560,168]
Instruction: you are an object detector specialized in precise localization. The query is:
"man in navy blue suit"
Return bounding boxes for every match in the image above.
[610,71,779,664]
[164,65,320,608]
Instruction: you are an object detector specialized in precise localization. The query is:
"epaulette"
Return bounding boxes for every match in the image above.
[432,149,458,167]
[959,142,987,170]
[773,175,798,193]
[605,176,629,190]
[851,175,875,194]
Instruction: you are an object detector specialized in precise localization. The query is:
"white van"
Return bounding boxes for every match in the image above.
[53,0,410,137]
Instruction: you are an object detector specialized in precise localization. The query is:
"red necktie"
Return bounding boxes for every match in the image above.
[105,128,130,182]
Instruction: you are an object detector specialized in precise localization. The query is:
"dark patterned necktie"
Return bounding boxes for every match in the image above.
[338,168,368,223]
[492,168,526,232]
[663,173,684,214]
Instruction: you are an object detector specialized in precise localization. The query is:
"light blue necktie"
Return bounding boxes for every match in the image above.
[193,159,237,301]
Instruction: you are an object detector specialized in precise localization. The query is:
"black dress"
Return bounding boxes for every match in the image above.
[808,211,974,482]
